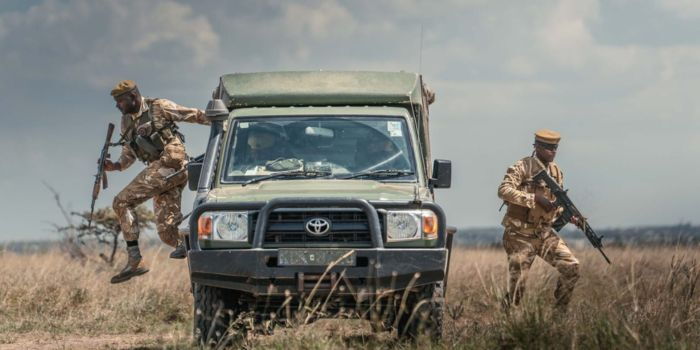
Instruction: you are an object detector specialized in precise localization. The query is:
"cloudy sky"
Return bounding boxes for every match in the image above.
[0,0,698,242]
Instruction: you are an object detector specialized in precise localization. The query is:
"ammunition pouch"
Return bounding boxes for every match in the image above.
[505,203,529,222]
[132,136,161,163]
[504,180,555,226]
[124,99,185,164]
[155,123,185,146]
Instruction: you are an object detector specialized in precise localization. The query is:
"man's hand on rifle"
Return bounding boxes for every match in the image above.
[102,159,121,172]
[534,193,556,212]
[570,215,586,230]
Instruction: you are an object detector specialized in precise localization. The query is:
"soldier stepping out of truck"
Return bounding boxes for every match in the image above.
[102,80,210,284]
[498,129,585,311]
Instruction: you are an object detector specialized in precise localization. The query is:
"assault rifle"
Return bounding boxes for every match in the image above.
[532,170,612,264]
[89,123,115,229]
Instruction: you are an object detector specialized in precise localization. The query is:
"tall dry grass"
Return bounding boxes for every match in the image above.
[0,245,698,349]
[0,246,192,348]
[444,246,700,349]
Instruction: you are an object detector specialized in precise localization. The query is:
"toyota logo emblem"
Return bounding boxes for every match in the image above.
[305,218,331,236]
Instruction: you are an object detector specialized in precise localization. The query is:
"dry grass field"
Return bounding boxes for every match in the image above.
[1,245,698,349]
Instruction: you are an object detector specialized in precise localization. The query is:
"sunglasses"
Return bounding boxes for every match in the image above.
[536,142,558,151]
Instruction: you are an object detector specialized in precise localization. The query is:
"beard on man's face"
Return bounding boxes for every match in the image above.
[116,95,140,115]
[126,98,140,114]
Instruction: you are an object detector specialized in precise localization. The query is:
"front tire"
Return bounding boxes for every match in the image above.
[193,284,241,347]
[397,282,444,340]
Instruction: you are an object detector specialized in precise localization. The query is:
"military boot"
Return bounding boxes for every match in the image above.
[169,241,187,259]
[110,246,149,284]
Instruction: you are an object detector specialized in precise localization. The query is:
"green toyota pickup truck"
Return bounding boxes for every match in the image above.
[183,71,454,344]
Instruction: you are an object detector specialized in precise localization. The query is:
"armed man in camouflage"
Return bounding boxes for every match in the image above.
[103,80,209,284]
[498,129,582,310]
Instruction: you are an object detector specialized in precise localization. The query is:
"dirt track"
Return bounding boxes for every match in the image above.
[0,333,176,350]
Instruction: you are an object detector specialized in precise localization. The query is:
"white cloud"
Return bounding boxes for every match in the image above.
[516,0,700,96]
[129,2,218,65]
[433,79,555,118]
[504,56,537,77]
[656,0,700,19]
[0,0,219,87]
[535,0,644,76]
[538,0,599,68]
[282,1,357,39]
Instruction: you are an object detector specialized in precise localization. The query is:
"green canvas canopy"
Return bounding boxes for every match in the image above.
[217,71,423,108]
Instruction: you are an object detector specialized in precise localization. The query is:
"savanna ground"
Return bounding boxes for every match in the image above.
[0,244,698,349]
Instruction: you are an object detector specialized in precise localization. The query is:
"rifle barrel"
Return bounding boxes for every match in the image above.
[87,202,96,229]
[599,247,612,264]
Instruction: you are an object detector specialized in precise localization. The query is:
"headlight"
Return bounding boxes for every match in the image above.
[386,211,420,241]
[386,210,439,242]
[197,211,249,241]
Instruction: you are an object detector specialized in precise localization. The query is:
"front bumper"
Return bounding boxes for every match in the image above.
[187,198,448,296]
[189,248,447,296]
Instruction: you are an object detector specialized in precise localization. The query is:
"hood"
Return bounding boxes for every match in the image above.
[207,179,429,203]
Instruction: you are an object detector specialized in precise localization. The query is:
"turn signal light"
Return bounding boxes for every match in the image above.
[198,216,212,238]
[422,211,438,239]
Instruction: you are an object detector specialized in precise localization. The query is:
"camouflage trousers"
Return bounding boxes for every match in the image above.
[113,160,188,247]
[502,226,580,308]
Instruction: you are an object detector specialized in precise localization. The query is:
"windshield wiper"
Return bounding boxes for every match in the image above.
[342,169,414,180]
[242,170,332,186]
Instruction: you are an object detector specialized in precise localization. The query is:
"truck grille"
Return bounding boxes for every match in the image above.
[251,210,378,244]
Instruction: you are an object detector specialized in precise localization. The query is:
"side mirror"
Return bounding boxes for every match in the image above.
[188,161,203,191]
[205,99,228,122]
[430,159,451,189]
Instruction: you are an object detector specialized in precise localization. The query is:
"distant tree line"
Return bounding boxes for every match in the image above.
[453,223,700,247]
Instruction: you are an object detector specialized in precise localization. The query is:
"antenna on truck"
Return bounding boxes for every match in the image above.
[419,24,424,75]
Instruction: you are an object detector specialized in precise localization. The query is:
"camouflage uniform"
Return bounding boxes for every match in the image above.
[113,97,209,247]
[498,156,580,307]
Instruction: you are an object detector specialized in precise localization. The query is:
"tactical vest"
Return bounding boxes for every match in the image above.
[123,99,182,163]
[505,159,563,227]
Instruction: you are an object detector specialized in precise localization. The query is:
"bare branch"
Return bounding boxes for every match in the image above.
[46,184,156,265]
[43,181,74,228]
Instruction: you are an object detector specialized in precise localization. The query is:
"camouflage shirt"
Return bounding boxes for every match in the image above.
[498,156,564,231]
[117,97,209,170]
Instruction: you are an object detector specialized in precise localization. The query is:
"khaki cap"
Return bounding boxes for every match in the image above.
[110,80,137,97]
[534,129,561,144]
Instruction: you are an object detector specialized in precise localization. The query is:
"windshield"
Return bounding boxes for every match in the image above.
[221,116,417,183]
